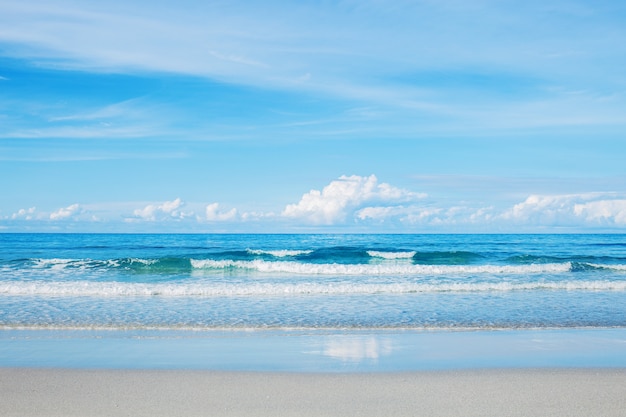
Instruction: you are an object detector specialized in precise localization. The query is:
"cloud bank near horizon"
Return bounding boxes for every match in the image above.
[3,175,625,232]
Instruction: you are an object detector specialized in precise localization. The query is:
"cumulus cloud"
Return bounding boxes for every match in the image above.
[11,207,37,220]
[132,198,186,221]
[50,203,81,220]
[355,205,439,224]
[501,193,626,227]
[5,182,625,232]
[573,200,626,225]
[352,191,626,230]
[204,203,238,221]
[282,175,426,225]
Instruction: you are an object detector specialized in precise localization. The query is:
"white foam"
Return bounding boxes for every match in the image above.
[246,249,313,257]
[32,258,78,269]
[191,259,573,275]
[1,279,625,297]
[127,258,158,265]
[29,258,157,270]
[367,250,416,259]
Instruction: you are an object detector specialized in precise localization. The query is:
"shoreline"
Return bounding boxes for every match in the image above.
[3,328,625,415]
[2,327,626,371]
[2,367,626,416]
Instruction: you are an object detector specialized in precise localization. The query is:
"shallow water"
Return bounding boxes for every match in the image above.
[2,328,625,371]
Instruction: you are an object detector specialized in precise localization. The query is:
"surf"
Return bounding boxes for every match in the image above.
[2,279,626,297]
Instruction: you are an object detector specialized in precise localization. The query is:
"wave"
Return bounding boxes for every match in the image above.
[411,251,484,265]
[304,248,484,264]
[246,249,313,257]
[11,257,626,277]
[31,258,159,269]
[2,279,626,297]
[26,257,191,273]
[507,254,626,265]
[586,263,626,271]
[367,250,416,259]
[190,259,573,275]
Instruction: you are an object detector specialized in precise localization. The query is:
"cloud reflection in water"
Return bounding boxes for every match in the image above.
[323,336,393,362]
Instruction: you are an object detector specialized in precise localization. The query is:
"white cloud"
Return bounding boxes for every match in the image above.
[500,193,626,227]
[355,205,438,224]
[469,207,496,223]
[355,206,402,221]
[132,198,186,221]
[4,182,626,232]
[574,199,626,225]
[352,192,626,230]
[204,203,238,222]
[359,205,495,228]
[49,203,81,220]
[11,206,37,220]
[282,175,425,225]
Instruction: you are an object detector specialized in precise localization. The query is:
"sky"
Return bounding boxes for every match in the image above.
[1,0,625,233]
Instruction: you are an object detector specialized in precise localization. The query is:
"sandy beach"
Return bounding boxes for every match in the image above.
[2,328,626,416]
[1,368,625,417]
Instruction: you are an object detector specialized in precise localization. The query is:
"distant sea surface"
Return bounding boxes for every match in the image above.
[2,233,626,330]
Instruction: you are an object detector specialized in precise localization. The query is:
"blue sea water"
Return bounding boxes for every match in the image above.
[1,233,625,330]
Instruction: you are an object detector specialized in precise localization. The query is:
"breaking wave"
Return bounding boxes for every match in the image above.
[10,257,626,276]
[367,250,417,259]
[2,279,626,297]
[246,249,313,257]
[190,259,573,275]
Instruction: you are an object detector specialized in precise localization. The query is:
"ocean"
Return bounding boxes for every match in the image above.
[2,233,626,330]
[2,233,626,370]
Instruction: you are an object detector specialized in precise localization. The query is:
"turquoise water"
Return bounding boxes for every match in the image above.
[1,233,626,330]
[2,233,626,370]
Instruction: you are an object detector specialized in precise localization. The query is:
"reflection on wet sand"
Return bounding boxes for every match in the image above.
[323,336,393,361]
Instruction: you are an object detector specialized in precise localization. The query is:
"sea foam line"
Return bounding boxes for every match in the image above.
[367,250,417,259]
[190,259,573,275]
[246,249,313,257]
[2,280,626,297]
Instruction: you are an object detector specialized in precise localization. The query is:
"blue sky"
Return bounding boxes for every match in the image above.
[1,0,625,232]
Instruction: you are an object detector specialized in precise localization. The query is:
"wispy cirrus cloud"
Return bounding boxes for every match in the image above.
[0,94,172,141]
[2,0,625,134]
